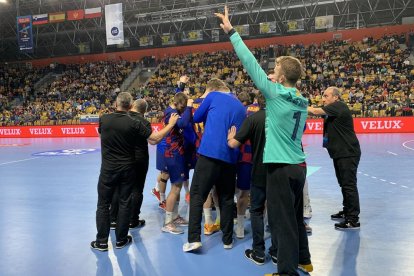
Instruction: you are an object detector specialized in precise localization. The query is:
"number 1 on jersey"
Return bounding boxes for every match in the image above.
[291,111,301,141]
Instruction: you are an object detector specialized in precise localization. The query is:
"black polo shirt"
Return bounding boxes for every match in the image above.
[322,101,361,159]
[99,111,152,171]
[128,111,152,162]
[234,110,266,187]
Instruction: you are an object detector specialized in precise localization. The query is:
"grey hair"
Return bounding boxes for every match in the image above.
[116,92,133,110]
[327,86,341,99]
[132,99,148,114]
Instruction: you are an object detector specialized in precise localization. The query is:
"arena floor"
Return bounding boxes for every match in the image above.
[0,133,413,276]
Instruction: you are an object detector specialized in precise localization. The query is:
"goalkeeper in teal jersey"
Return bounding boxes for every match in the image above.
[216,6,312,276]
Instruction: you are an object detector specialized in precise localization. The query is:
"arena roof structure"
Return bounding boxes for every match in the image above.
[0,0,413,61]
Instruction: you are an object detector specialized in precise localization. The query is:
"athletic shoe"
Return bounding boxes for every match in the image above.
[335,220,360,230]
[115,235,132,249]
[331,210,345,220]
[110,221,116,230]
[183,241,202,252]
[236,225,245,239]
[304,222,312,234]
[129,219,145,229]
[244,249,265,265]
[90,241,108,252]
[162,222,184,234]
[299,263,314,273]
[158,200,166,211]
[185,192,190,204]
[264,274,280,276]
[223,241,233,249]
[151,188,161,202]
[270,254,277,265]
[173,215,188,226]
[204,223,220,235]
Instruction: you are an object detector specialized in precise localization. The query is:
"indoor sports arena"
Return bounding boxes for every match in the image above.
[1,0,414,275]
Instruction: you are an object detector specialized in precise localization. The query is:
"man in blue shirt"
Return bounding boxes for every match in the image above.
[183,79,246,252]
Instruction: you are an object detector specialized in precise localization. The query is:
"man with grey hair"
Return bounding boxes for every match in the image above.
[91,92,179,251]
[308,86,361,230]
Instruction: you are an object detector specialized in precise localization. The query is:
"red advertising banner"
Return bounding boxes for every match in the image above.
[304,117,414,134]
[0,118,413,138]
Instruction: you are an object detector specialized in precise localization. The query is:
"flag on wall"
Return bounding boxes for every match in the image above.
[85,7,102,19]
[49,12,65,23]
[32,14,48,25]
[67,10,85,21]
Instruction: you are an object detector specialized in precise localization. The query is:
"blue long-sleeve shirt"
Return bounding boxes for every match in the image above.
[194,91,246,164]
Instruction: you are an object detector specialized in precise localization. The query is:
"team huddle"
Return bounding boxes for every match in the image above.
[90,6,362,276]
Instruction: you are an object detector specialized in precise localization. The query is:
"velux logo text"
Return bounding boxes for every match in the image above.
[0,128,21,135]
[360,120,402,130]
[29,128,52,135]
[306,122,323,131]
[61,127,86,135]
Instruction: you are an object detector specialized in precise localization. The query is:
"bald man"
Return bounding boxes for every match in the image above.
[308,87,361,230]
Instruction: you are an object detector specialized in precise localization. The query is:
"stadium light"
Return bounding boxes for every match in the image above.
[0,0,8,3]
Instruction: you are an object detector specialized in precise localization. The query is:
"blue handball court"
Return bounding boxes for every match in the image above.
[0,133,413,276]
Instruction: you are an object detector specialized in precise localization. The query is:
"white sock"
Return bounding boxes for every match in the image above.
[165,211,174,224]
[184,183,190,194]
[204,208,213,225]
[237,215,245,229]
[173,201,179,220]
[160,193,166,202]
[155,181,160,191]
[215,208,221,225]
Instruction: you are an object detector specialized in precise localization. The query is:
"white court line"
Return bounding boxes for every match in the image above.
[380,179,387,182]
[364,174,369,176]
[401,186,409,189]
[390,182,396,185]
[387,151,398,155]
[371,176,377,179]
[402,140,414,151]
[0,157,40,166]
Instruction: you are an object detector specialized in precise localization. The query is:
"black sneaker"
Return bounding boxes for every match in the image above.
[335,220,360,230]
[110,221,116,230]
[116,235,133,249]
[129,219,145,229]
[331,211,345,220]
[90,241,108,252]
[244,249,265,266]
[270,253,278,265]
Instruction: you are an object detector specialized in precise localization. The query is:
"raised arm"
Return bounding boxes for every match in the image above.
[148,113,179,145]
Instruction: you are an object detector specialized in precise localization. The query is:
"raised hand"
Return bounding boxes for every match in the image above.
[168,113,179,125]
[214,6,233,34]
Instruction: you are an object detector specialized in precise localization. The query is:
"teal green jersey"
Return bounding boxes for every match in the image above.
[230,32,308,164]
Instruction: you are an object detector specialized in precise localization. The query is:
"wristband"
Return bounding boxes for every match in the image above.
[227,28,236,37]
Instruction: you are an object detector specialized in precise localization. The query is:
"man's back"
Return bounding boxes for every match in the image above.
[194,91,245,164]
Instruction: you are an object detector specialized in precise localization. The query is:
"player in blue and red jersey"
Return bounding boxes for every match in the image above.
[161,92,194,235]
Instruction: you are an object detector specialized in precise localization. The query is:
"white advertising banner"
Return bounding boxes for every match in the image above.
[105,3,124,45]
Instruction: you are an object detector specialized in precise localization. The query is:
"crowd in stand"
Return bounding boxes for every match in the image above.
[1,33,414,126]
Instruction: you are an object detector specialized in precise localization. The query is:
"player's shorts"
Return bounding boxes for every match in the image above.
[165,154,188,184]
[236,162,253,190]
[156,148,167,172]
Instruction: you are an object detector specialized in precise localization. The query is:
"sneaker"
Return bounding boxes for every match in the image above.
[90,241,108,252]
[269,254,277,265]
[110,221,116,230]
[304,222,312,234]
[335,220,360,230]
[223,242,233,249]
[173,215,188,226]
[204,223,220,235]
[244,249,265,266]
[236,225,245,239]
[298,263,314,273]
[183,241,202,252]
[162,222,184,234]
[129,219,145,229]
[158,200,166,211]
[115,235,132,249]
[331,210,345,220]
[151,188,161,202]
[185,192,190,204]
[264,273,280,276]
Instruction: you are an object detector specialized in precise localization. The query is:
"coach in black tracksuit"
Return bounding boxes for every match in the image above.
[308,86,361,230]
[91,92,178,251]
